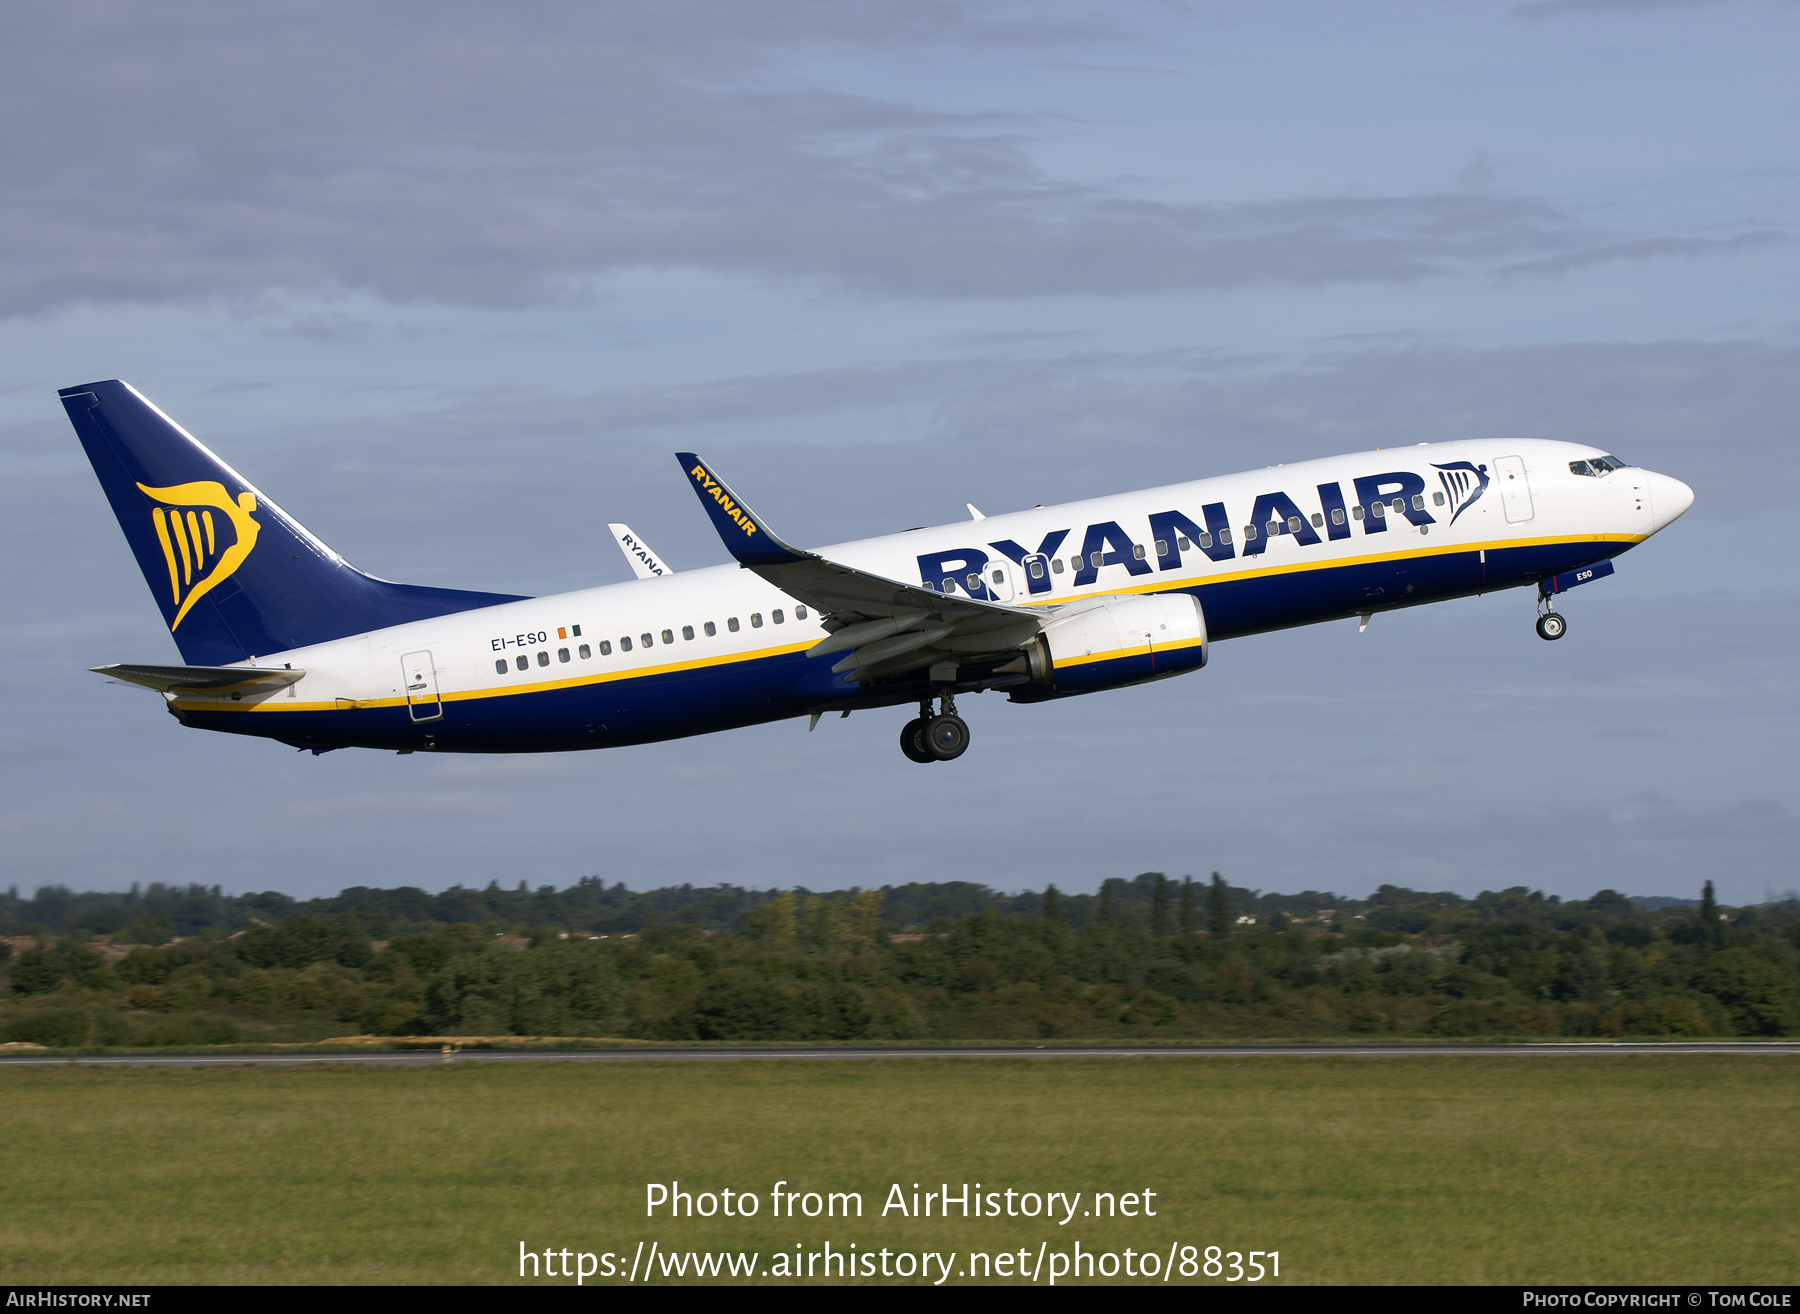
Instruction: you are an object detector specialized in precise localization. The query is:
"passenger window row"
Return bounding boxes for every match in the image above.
[492,605,808,675]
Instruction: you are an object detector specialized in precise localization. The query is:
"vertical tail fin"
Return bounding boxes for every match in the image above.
[61,380,527,665]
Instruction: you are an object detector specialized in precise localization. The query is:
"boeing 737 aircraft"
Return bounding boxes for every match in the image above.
[62,380,1693,762]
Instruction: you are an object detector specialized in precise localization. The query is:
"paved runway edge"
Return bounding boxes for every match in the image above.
[3,1042,1798,1067]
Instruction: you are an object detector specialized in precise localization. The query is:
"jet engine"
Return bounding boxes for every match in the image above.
[1008,592,1207,698]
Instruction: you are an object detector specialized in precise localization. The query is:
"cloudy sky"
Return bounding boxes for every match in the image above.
[4,1,1795,906]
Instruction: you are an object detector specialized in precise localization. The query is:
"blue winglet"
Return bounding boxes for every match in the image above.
[676,452,809,567]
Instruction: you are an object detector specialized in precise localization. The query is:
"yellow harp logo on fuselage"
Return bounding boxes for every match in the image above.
[138,481,261,631]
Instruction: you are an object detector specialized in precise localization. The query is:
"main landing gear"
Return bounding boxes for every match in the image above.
[1535,588,1567,641]
[899,694,970,763]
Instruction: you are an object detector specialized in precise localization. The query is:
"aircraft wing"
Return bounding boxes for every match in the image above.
[93,663,305,695]
[607,522,675,579]
[675,453,1042,681]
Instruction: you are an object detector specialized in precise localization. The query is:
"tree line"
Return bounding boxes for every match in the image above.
[2,875,1795,1047]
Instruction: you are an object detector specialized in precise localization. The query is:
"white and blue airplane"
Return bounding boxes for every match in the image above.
[63,379,1693,762]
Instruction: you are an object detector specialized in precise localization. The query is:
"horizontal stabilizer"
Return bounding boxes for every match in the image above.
[92,663,305,695]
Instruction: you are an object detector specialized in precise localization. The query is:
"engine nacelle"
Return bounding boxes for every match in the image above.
[1018,592,1207,697]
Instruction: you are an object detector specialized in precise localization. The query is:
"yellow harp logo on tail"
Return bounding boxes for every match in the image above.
[137,481,261,631]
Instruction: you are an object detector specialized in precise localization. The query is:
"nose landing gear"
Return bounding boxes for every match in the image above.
[899,694,970,763]
[1535,585,1567,641]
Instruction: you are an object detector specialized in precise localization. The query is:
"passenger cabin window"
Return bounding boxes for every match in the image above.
[704,621,716,637]
[1332,508,1346,524]
[1432,492,1445,506]
[1370,502,1385,518]
[1090,552,1104,568]
[1267,520,1281,536]
[1051,557,1064,573]
[1218,528,1232,544]
[1177,535,1190,550]
[599,640,612,655]
[495,659,507,674]
[795,606,808,619]
[1391,498,1405,514]
[682,625,694,641]
[1310,513,1323,528]
[579,644,591,659]
[661,629,673,644]
[536,651,549,667]
[727,617,739,632]
[751,613,763,628]
[1411,494,1425,511]
[1132,544,1146,560]
[642,633,654,648]
[1288,516,1302,533]
[515,655,529,671]
[1351,505,1364,520]
[620,636,632,651]
[965,574,980,591]
[558,647,570,663]
[1244,524,1258,540]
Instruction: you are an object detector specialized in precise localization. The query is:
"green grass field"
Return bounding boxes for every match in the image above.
[3,1056,1795,1285]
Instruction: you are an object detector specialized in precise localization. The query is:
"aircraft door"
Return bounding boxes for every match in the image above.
[986,560,1017,601]
[402,650,442,722]
[1494,455,1535,523]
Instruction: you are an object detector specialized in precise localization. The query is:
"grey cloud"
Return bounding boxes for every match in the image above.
[1456,151,1498,191]
[1512,0,1736,17]
[1500,231,1794,278]
[263,312,374,344]
[0,1,1708,314]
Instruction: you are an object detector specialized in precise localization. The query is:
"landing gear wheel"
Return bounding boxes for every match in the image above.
[899,717,935,763]
[925,713,970,761]
[1536,613,1566,641]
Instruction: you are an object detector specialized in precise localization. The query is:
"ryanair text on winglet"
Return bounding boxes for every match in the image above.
[690,464,758,539]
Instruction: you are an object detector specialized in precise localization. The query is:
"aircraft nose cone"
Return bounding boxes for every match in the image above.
[1645,470,1695,531]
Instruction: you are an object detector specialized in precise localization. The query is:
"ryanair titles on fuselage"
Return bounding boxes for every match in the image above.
[915,461,1491,600]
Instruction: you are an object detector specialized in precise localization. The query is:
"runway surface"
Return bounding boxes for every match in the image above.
[3,1041,1797,1067]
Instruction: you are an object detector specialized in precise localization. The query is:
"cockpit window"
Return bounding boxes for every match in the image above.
[1572,454,1632,477]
